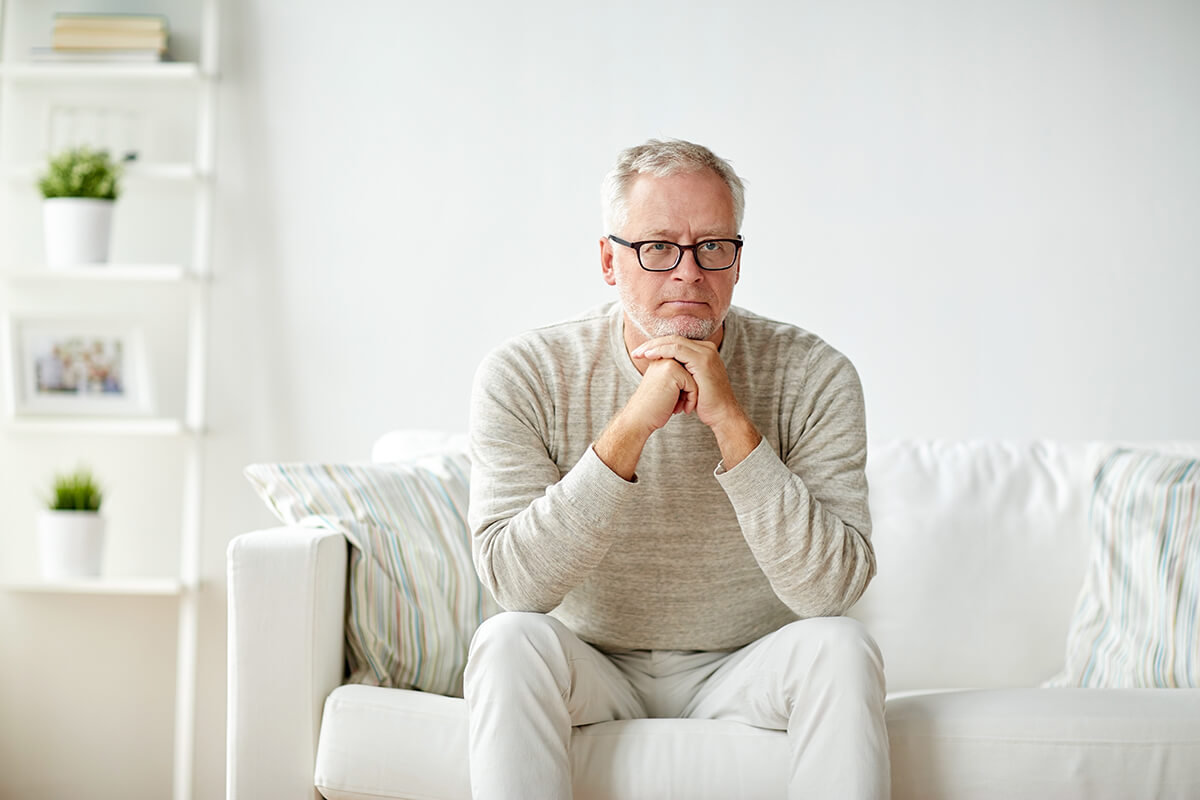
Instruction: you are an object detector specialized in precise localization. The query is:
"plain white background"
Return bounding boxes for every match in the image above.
[0,0,1198,797]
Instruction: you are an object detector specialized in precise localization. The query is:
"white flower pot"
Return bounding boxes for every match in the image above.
[37,510,106,580]
[42,197,115,268]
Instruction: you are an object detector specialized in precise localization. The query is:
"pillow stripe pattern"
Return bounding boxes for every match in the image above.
[245,453,500,697]
[1049,448,1199,687]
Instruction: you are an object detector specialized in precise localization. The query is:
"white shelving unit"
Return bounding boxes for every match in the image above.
[0,2,217,799]
[4,263,191,281]
[0,576,183,595]
[5,416,191,434]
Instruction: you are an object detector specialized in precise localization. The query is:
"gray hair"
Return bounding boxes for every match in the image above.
[601,138,746,234]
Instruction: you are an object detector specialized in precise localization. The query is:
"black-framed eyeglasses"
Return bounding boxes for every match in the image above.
[608,235,743,272]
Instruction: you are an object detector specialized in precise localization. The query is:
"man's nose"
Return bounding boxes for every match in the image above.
[672,248,705,281]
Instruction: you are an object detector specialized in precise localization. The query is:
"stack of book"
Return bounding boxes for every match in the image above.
[32,13,169,63]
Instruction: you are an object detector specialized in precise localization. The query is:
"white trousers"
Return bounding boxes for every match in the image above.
[464,612,890,799]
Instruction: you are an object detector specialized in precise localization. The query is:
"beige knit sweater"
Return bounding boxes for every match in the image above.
[468,302,875,652]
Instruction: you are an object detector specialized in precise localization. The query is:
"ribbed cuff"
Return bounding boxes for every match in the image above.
[552,444,640,529]
[714,438,808,519]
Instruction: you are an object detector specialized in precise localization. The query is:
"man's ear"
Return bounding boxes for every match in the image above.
[599,237,617,286]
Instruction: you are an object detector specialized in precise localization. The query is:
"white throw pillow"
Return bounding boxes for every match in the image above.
[1048,448,1200,688]
[244,453,500,697]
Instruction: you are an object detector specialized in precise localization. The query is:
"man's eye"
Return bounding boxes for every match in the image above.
[700,241,721,251]
[648,243,669,252]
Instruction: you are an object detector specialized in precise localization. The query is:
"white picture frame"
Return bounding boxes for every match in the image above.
[3,315,154,418]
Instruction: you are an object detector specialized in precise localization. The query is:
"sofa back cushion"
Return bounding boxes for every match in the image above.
[351,433,1199,695]
[851,440,1200,692]
[850,441,1093,691]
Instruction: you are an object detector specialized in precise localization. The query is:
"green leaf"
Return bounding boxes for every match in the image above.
[37,146,122,200]
[44,467,104,512]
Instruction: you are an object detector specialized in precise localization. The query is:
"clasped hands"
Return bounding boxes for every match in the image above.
[596,335,762,479]
[627,336,741,434]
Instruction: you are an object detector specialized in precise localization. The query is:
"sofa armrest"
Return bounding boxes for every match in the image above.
[227,526,348,800]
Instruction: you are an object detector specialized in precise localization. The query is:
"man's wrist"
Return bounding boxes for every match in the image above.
[712,410,762,470]
[594,409,653,482]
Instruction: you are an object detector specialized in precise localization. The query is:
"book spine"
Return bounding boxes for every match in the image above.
[53,33,168,52]
[30,47,163,63]
[53,14,168,33]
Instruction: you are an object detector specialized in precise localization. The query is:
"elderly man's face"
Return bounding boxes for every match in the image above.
[600,169,740,352]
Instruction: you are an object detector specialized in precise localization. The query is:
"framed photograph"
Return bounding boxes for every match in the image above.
[3,315,154,417]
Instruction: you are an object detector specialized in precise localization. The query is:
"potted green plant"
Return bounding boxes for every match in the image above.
[37,146,123,268]
[37,466,106,579]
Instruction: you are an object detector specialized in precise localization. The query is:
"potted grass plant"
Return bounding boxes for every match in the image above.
[37,466,106,579]
[38,146,123,268]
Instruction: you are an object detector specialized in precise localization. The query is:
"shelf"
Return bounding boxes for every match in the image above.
[0,577,184,596]
[0,62,206,82]
[6,162,207,182]
[3,264,189,283]
[126,163,207,181]
[5,417,191,436]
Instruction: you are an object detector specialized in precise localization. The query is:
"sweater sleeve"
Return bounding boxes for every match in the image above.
[715,340,875,618]
[467,343,637,612]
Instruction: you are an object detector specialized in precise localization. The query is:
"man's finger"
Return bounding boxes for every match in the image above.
[631,337,712,363]
[680,371,699,414]
[630,335,688,358]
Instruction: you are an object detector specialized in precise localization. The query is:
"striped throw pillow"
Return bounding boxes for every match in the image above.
[244,453,500,697]
[1048,448,1199,687]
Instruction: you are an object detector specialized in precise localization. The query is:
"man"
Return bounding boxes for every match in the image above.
[465,139,889,798]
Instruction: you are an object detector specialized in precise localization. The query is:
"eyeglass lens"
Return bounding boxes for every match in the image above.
[640,241,738,271]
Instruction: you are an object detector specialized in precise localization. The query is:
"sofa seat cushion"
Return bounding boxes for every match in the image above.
[315,685,471,800]
[316,684,1200,800]
[888,688,1200,800]
[569,719,787,799]
[314,684,789,800]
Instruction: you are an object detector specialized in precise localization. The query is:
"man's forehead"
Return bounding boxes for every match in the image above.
[628,169,730,200]
[624,171,736,236]
[636,225,734,240]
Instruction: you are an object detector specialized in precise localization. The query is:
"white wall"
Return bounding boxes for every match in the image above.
[2,1,1198,797]
[235,0,1200,458]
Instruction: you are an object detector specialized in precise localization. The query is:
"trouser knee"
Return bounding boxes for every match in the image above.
[465,612,569,695]
[780,616,885,687]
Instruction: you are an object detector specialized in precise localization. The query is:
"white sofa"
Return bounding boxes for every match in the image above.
[228,435,1200,800]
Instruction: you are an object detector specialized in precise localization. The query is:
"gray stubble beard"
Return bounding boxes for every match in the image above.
[617,284,722,342]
